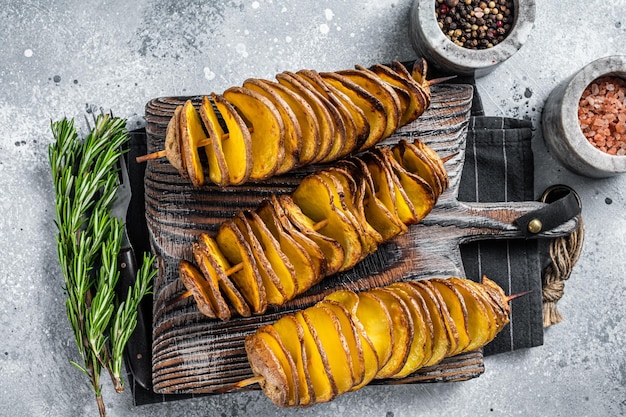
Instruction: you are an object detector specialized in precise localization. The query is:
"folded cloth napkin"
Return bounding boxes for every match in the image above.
[457,116,544,356]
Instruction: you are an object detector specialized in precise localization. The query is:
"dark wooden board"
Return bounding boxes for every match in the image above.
[144,84,578,395]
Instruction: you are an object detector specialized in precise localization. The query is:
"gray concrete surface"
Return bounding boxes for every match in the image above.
[1,1,625,416]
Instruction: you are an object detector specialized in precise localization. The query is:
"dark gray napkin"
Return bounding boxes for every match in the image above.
[457,116,544,355]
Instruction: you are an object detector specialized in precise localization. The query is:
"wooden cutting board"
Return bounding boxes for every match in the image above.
[144,84,577,395]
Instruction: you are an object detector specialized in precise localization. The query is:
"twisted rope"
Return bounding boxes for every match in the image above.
[542,215,584,327]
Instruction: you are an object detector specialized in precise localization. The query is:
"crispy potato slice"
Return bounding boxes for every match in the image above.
[321,289,380,390]
[378,146,435,223]
[477,276,511,327]
[264,196,328,281]
[276,72,334,164]
[415,139,450,192]
[355,64,411,127]
[256,199,322,291]
[211,93,253,185]
[361,150,414,226]
[243,78,302,174]
[191,242,232,321]
[391,60,431,118]
[392,139,443,199]
[180,100,207,187]
[336,68,401,139]
[258,79,321,166]
[317,300,366,389]
[243,210,299,299]
[387,282,433,377]
[164,106,187,178]
[349,156,407,240]
[430,279,471,356]
[296,69,361,161]
[302,306,355,395]
[278,194,344,276]
[294,310,338,403]
[233,212,288,306]
[349,157,408,241]
[292,174,362,271]
[273,315,315,406]
[368,288,413,379]
[320,72,388,151]
[323,167,382,255]
[447,277,495,351]
[245,327,294,407]
[198,96,230,186]
[370,147,420,225]
[410,280,452,367]
[290,71,347,164]
[368,62,427,126]
[354,291,393,370]
[215,220,267,314]
[223,86,285,180]
[415,280,460,358]
[196,233,251,317]
[257,325,300,407]
[177,260,216,318]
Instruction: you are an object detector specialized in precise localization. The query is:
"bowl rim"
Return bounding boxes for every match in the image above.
[413,0,536,70]
[560,55,626,171]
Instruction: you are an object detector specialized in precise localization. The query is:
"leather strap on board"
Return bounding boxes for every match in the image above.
[514,185,582,238]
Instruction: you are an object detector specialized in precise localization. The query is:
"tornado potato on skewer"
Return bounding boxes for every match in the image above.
[241,276,514,407]
[137,59,437,187]
[175,136,449,320]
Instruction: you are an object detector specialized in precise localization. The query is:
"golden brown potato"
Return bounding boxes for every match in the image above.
[278,194,345,276]
[246,276,512,407]
[386,282,432,378]
[223,86,285,180]
[177,260,216,318]
[211,93,253,186]
[272,315,315,406]
[196,233,251,317]
[233,212,289,306]
[164,105,187,178]
[294,310,338,403]
[192,241,232,321]
[302,306,355,395]
[276,72,335,164]
[320,72,387,151]
[216,220,267,314]
[336,68,402,139]
[292,174,363,271]
[245,325,296,407]
[258,79,321,166]
[243,78,302,174]
[368,288,413,379]
[180,100,207,187]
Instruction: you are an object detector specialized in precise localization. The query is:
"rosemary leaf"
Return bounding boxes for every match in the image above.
[49,114,156,417]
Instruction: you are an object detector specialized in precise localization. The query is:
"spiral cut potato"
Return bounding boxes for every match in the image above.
[244,276,511,407]
[158,59,433,187]
[177,137,449,320]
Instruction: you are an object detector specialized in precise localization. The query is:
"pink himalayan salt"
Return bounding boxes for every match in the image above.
[578,76,626,155]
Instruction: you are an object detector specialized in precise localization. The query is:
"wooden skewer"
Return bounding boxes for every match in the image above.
[505,290,533,303]
[215,375,264,394]
[136,127,255,163]
[136,137,214,163]
[169,218,330,306]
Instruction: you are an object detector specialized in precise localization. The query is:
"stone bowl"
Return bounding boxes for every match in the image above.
[542,55,626,178]
[409,0,536,77]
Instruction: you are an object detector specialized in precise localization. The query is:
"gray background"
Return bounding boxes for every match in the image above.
[1,1,625,416]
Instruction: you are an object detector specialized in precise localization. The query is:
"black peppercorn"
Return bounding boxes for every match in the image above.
[435,0,514,50]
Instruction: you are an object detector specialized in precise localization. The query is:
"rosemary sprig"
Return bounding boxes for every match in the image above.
[49,115,156,417]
